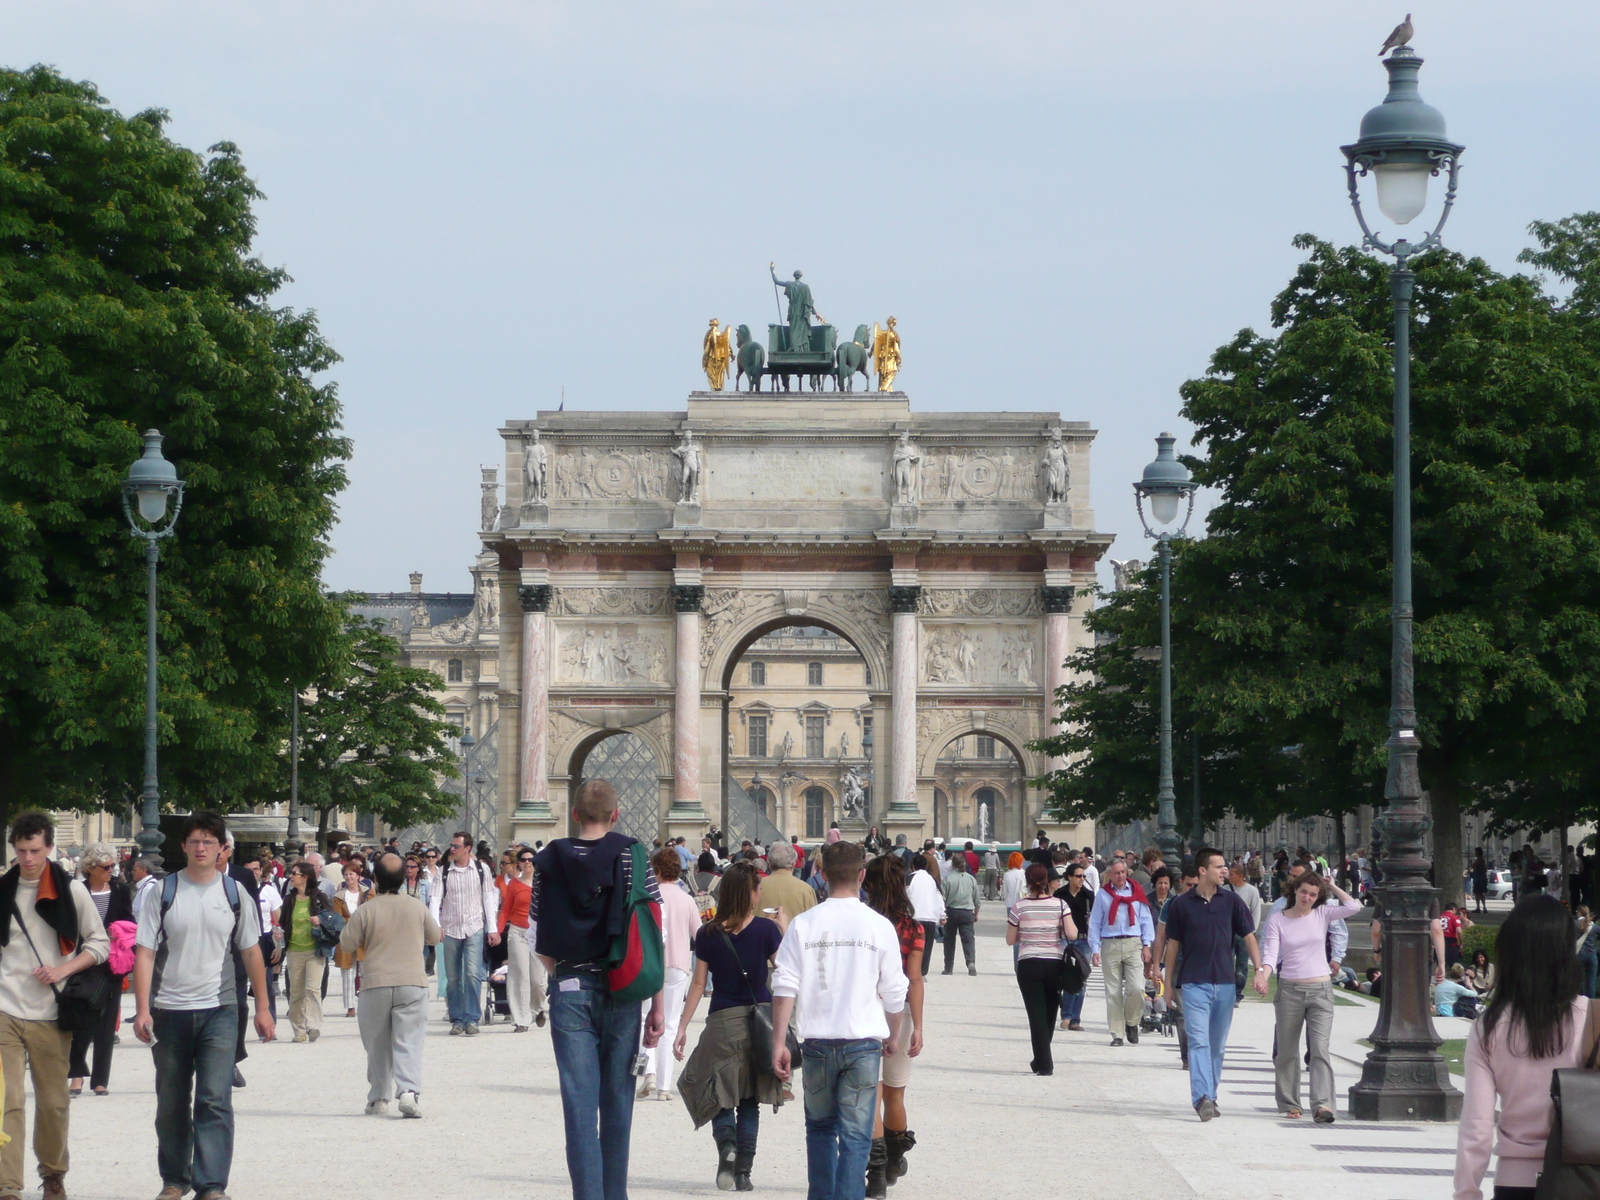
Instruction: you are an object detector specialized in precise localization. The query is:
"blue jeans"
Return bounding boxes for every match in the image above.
[442,931,486,1026]
[711,1096,760,1154]
[550,971,641,1200]
[801,1038,881,1200]
[1060,939,1090,1021]
[151,1006,239,1196]
[1179,982,1235,1108]
[1580,952,1597,999]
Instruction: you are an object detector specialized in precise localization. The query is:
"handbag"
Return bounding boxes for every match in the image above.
[1535,999,1600,1200]
[14,909,110,1034]
[718,926,797,1075]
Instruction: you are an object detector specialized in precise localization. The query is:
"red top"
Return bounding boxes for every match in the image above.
[964,851,980,877]
[498,877,532,931]
[1441,910,1463,942]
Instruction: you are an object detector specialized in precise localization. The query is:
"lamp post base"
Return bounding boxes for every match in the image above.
[1348,1060,1462,1121]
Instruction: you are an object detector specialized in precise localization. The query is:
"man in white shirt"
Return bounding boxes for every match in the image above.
[130,856,163,920]
[1080,848,1100,893]
[0,812,110,1200]
[1222,865,1262,1003]
[134,812,272,1200]
[771,841,908,1200]
[427,831,499,1036]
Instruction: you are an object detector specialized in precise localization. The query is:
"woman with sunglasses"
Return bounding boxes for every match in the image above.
[1054,861,1095,1031]
[498,849,546,1031]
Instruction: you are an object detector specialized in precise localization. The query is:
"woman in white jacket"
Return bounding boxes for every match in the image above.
[906,853,945,978]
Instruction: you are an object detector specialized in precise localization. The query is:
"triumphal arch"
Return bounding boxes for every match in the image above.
[483,384,1112,851]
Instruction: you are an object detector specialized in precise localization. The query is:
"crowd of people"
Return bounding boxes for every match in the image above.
[3,805,1598,1200]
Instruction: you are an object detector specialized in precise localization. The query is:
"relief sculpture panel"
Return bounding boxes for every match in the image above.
[918,588,1040,618]
[918,447,1041,502]
[552,587,670,617]
[554,621,671,685]
[551,447,671,502]
[921,623,1039,687]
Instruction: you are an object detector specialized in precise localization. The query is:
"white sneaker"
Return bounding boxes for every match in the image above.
[398,1091,421,1119]
[365,1099,389,1116]
[636,1073,655,1099]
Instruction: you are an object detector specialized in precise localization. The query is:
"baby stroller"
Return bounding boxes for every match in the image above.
[482,965,511,1025]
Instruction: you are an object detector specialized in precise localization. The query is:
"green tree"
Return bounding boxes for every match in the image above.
[1036,231,1600,903]
[0,65,349,816]
[294,613,460,854]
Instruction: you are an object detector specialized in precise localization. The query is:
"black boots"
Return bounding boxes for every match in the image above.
[734,1150,754,1192]
[883,1128,916,1183]
[715,1130,738,1191]
[866,1137,889,1199]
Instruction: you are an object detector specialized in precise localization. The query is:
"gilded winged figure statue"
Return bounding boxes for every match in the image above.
[702,318,734,390]
[872,317,901,391]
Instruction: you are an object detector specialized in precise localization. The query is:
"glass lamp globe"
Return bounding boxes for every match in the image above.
[1373,162,1430,225]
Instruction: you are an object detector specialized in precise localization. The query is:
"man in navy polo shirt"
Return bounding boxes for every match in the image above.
[1161,847,1262,1121]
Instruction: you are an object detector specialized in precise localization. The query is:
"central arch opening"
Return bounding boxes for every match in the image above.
[722,619,876,846]
[932,730,1025,846]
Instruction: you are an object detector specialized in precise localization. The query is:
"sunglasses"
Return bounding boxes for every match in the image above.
[518,857,534,864]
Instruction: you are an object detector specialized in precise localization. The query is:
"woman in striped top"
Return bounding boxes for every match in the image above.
[1006,863,1079,1076]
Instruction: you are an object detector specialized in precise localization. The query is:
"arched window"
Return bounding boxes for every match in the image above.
[805,787,828,839]
[807,662,823,686]
[447,659,463,682]
[749,661,766,685]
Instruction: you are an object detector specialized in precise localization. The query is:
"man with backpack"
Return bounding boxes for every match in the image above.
[427,831,500,1036]
[134,812,273,1200]
[532,779,665,1200]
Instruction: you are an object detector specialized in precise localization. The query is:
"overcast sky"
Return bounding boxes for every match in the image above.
[10,2,1599,594]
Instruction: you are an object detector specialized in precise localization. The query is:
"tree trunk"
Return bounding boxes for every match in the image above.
[317,807,333,857]
[1336,811,1348,877]
[1427,780,1466,909]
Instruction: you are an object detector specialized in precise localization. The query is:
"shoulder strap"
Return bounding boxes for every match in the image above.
[718,926,760,1001]
[1581,997,1600,1071]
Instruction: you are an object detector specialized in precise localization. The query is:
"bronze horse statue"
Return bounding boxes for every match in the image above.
[835,325,871,392]
[736,325,766,392]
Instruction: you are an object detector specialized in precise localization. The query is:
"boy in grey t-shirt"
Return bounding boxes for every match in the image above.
[134,813,274,1200]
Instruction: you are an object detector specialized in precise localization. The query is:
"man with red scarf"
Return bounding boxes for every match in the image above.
[1087,857,1155,1046]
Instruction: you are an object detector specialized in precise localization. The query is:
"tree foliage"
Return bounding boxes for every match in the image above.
[1035,227,1600,896]
[292,613,460,854]
[0,65,349,813]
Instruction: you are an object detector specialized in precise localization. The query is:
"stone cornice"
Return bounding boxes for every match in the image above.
[486,528,1110,555]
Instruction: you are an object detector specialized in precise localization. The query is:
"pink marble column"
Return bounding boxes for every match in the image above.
[518,585,551,814]
[1042,586,1076,770]
[672,587,704,812]
[889,587,920,813]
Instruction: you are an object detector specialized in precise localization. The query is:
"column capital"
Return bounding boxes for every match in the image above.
[1041,585,1076,614]
[888,585,921,614]
[671,584,705,613]
[517,584,552,613]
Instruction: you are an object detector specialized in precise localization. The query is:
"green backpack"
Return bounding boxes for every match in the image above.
[605,842,665,1003]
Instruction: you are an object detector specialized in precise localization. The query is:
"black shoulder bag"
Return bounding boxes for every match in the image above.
[12,903,110,1034]
[718,926,797,1075]
[1535,1001,1600,1200]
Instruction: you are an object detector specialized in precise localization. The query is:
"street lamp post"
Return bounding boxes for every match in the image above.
[287,689,301,848]
[122,430,185,869]
[1133,433,1197,881]
[1341,36,1464,1122]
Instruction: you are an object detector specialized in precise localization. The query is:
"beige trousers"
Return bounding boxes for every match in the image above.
[285,950,324,1038]
[0,1012,72,1194]
[1101,936,1146,1036]
[505,931,547,1028]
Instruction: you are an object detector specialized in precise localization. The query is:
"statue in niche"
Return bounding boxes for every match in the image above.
[476,575,498,625]
[672,428,702,505]
[841,767,867,822]
[702,319,733,391]
[957,633,979,684]
[480,471,499,530]
[523,430,548,503]
[1042,427,1071,505]
[776,730,793,762]
[838,729,850,758]
[892,430,921,505]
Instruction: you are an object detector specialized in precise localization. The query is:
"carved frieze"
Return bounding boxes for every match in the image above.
[551,447,671,502]
[551,587,668,617]
[700,589,778,667]
[554,622,671,685]
[918,447,1039,501]
[918,588,1042,618]
[921,623,1039,687]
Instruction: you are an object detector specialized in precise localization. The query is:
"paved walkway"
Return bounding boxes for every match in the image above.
[49,912,1469,1198]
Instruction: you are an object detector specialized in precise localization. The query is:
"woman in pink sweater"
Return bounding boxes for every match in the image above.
[1455,894,1598,1200]
[1257,873,1363,1122]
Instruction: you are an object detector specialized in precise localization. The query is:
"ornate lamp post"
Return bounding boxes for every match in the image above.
[1133,433,1197,881]
[122,431,185,868]
[1341,35,1464,1122]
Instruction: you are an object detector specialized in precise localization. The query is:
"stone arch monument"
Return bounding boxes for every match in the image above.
[485,391,1110,849]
